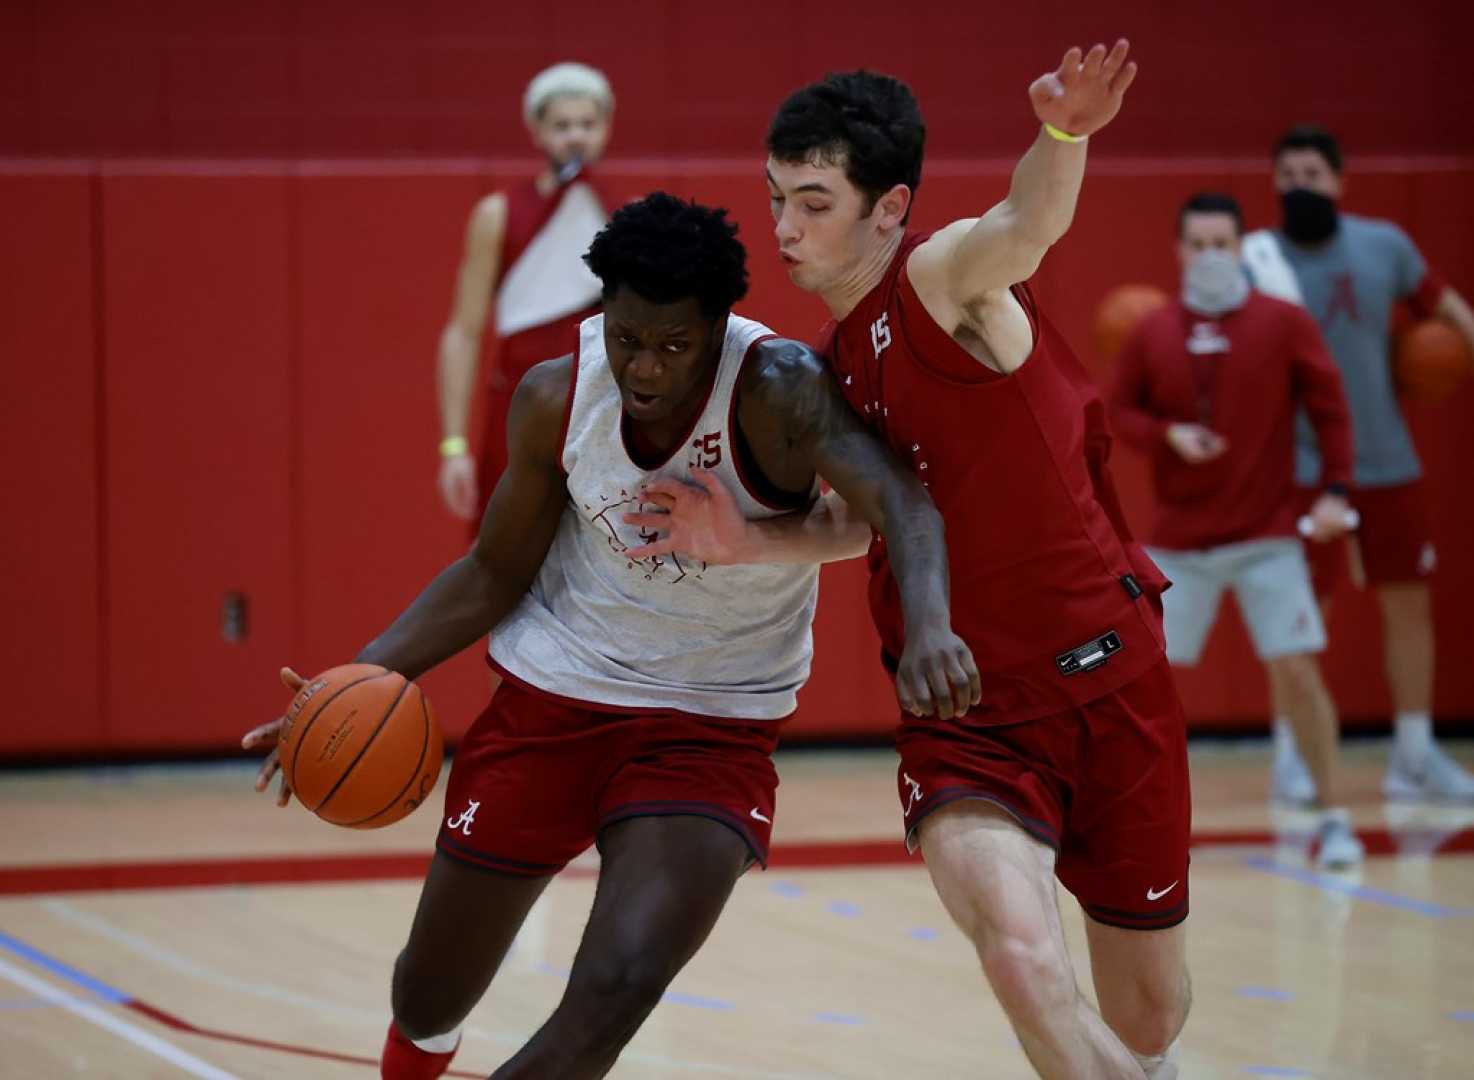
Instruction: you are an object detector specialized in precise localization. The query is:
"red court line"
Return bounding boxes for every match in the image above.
[2,828,1471,897]
[126,1000,483,1079]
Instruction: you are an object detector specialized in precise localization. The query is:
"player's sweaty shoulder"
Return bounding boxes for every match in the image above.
[739,338,835,421]
[508,353,575,464]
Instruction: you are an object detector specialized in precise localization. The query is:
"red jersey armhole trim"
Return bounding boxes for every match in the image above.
[725,334,813,513]
[894,263,1042,385]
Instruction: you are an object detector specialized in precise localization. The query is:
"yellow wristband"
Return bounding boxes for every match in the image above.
[1043,122,1087,144]
[439,435,469,458]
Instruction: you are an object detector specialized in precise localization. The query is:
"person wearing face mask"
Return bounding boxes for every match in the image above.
[434,62,617,531]
[1110,192,1363,868]
[1242,126,1474,804]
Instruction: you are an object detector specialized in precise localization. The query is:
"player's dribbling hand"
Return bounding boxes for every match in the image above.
[240,667,307,808]
[896,623,983,721]
[1029,40,1138,138]
[1165,422,1228,464]
[438,454,479,522]
[621,469,754,564]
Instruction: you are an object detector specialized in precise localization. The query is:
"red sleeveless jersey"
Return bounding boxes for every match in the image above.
[821,231,1168,722]
[493,176,604,384]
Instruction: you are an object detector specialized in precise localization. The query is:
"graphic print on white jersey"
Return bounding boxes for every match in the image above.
[584,487,707,585]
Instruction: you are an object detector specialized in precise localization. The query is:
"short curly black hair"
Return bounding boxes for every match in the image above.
[767,71,925,220]
[582,192,749,319]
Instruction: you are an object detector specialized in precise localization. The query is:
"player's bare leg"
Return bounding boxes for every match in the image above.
[1264,653,1362,865]
[1379,582,1474,798]
[386,853,552,1074]
[1084,919,1190,1079]
[918,802,1147,1079]
[1263,654,1340,807]
[490,814,750,1079]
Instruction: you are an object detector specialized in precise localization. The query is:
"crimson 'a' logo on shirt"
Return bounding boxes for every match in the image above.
[1323,273,1360,325]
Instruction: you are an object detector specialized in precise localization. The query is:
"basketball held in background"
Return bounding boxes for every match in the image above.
[1092,284,1169,362]
[279,664,443,829]
[1396,320,1473,403]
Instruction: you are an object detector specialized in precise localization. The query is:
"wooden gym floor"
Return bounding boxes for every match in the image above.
[2,739,1473,1079]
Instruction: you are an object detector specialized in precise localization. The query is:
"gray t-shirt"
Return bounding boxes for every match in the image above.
[1269,214,1428,487]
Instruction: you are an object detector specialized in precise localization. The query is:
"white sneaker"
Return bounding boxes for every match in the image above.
[1315,810,1365,870]
[1272,747,1318,806]
[1383,743,1474,802]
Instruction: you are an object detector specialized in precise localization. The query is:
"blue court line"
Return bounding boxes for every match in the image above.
[826,901,862,918]
[1451,1011,1474,1022]
[0,931,130,1004]
[1236,986,1295,1002]
[908,927,939,941]
[660,991,735,1011]
[769,881,804,899]
[1242,857,1474,919]
[814,1012,865,1026]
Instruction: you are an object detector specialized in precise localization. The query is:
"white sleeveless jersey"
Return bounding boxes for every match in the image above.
[488,314,821,719]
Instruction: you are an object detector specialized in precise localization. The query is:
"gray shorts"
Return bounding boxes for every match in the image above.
[1149,539,1326,665]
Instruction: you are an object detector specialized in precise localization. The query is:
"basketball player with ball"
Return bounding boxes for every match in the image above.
[642,41,1191,1079]
[244,193,978,1079]
[1109,192,1364,867]
[1242,126,1474,802]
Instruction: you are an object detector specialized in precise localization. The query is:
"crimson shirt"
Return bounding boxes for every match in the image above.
[1108,292,1352,551]
[821,231,1167,723]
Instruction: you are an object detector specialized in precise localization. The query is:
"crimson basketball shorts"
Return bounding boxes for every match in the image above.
[895,657,1191,930]
[1298,482,1437,596]
[436,679,780,877]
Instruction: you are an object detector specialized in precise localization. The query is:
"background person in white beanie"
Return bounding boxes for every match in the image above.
[1242,126,1474,803]
[435,61,617,533]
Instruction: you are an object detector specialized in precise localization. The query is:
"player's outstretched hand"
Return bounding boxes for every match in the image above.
[621,469,754,564]
[240,667,306,808]
[896,622,982,720]
[1029,39,1137,138]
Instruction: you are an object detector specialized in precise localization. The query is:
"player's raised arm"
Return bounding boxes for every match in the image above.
[360,355,571,679]
[738,339,981,719]
[909,41,1137,304]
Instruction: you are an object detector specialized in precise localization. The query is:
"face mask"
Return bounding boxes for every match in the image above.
[1280,188,1339,245]
[1182,248,1250,316]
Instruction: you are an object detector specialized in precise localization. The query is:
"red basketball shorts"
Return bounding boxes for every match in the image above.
[895,657,1191,930]
[436,679,780,877]
[1299,481,1437,596]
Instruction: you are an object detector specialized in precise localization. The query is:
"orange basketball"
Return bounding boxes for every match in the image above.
[1092,284,1170,362]
[279,663,443,829]
[1395,320,1472,403]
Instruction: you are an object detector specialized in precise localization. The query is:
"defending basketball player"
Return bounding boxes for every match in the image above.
[1109,192,1363,867]
[1242,126,1474,802]
[244,193,978,1080]
[436,62,616,529]
[634,42,1190,1079]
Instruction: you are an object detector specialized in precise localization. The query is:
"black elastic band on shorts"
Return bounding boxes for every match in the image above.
[1081,895,1189,932]
[436,835,564,878]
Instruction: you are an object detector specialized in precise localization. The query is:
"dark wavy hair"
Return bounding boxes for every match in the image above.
[1179,192,1244,236]
[583,192,749,318]
[767,70,926,220]
[1274,125,1343,174]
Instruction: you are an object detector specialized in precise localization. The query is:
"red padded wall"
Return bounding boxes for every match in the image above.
[101,172,297,751]
[0,159,1470,754]
[2,1,1469,160]
[0,171,103,752]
